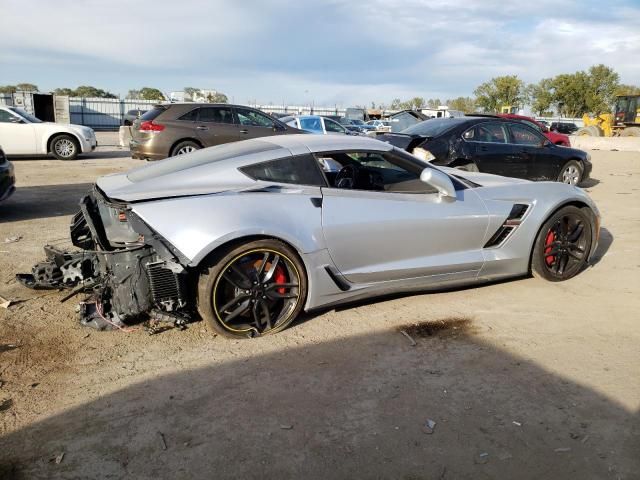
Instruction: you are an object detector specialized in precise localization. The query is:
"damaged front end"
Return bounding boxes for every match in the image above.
[18,187,192,330]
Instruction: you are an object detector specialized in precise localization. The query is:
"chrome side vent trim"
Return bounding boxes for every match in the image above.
[484,204,529,248]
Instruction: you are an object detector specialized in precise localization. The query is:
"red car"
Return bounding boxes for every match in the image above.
[498,114,570,147]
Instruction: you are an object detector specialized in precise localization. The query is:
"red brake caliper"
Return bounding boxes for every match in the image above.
[274,265,287,295]
[544,230,556,266]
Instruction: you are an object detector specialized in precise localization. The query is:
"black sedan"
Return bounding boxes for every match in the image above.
[0,146,16,202]
[376,117,592,185]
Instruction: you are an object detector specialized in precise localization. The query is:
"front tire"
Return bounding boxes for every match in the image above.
[197,239,307,338]
[51,134,79,160]
[558,160,583,185]
[531,206,593,282]
[171,140,201,156]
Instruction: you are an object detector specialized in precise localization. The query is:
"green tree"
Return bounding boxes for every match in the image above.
[585,64,619,114]
[184,87,201,100]
[551,72,590,117]
[73,85,117,98]
[399,97,426,110]
[615,84,640,96]
[16,83,38,92]
[139,87,165,101]
[54,88,75,96]
[126,89,141,99]
[446,97,476,113]
[205,92,228,103]
[473,75,526,113]
[389,98,402,110]
[426,98,442,109]
[526,78,554,116]
[0,85,17,94]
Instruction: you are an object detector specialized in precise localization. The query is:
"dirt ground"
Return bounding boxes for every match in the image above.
[0,133,638,479]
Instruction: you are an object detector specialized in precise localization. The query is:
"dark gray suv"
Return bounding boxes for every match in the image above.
[130,103,304,160]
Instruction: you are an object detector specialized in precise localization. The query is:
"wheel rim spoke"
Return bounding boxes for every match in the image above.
[219,293,250,314]
[224,299,251,322]
[256,252,270,279]
[568,223,584,242]
[262,254,280,282]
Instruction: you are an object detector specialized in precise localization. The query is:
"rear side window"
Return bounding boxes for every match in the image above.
[465,122,508,143]
[139,106,165,122]
[179,108,199,121]
[299,117,323,133]
[199,107,234,124]
[240,154,326,186]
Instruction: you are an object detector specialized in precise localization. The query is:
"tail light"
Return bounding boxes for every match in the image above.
[139,120,165,132]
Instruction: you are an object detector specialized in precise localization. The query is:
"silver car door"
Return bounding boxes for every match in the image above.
[318,152,489,284]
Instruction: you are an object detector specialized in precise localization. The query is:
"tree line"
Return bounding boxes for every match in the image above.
[0,84,229,103]
[386,65,639,117]
[1,65,638,116]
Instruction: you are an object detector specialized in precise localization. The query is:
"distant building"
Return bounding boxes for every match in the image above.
[168,89,220,102]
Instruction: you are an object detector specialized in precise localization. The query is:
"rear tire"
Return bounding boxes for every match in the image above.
[531,206,593,282]
[620,127,640,137]
[171,140,201,157]
[51,134,79,160]
[557,160,583,185]
[197,239,307,338]
[575,127,593,136]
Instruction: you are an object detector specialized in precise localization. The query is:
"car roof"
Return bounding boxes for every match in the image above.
[260,133,392,153]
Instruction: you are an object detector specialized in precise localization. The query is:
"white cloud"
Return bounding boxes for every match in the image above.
[1,0,638,104]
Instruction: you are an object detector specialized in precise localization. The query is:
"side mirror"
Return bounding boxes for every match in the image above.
[9,116,23,124]
[420,168,456,200]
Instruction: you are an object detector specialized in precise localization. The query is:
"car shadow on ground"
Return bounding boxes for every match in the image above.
[0,183,92,223]
[588,226,614,267]
[581,177,601,188]
[0,327,637,479]
[82,149,132,159]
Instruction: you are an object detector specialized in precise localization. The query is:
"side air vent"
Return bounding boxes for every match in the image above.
[484,203,530,248]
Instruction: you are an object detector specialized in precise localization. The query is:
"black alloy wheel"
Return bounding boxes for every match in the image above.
[531,206,593,281]
[198,239,306,338]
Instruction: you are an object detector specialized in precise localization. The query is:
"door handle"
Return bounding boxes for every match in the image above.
[196,125,208,131]
[240,129,249,134]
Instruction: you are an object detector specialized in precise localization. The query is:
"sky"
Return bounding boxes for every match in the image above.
[1,0,639,107]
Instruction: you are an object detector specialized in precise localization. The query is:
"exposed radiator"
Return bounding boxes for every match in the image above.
[145,261,186,311]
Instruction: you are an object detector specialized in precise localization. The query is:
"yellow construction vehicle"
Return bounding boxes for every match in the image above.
[577,95,640,137]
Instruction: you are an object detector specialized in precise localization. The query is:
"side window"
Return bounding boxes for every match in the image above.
[470,123,508,143]
[323,118,345,133]
[198,107,234,124]
[236,108,275,128]
[240,154,326,186]
[315,150,438,194]
[0,110,18,123]
[510,123,544,146]
[179,108,199,121]
[299,117,323,133]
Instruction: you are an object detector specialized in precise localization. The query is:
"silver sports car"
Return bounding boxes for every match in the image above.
[20,135,601,338]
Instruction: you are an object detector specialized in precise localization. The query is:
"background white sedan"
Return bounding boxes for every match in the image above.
[0,106,96,160]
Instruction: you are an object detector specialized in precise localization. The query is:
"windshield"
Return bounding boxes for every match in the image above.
[9,107,42,123]
[351,120,365,125]
[402,118,460,137]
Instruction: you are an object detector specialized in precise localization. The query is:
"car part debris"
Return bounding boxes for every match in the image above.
[18,190,193,332]
[0,295,12,309]
[4,236,22,244]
